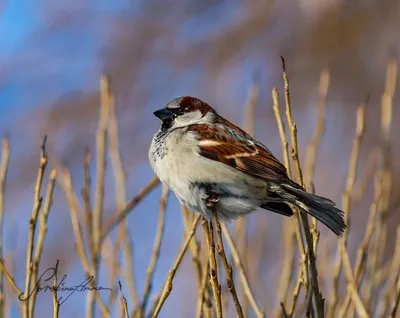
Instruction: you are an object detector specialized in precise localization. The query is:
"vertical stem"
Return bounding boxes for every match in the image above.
[0,138,10,317]
[213,210,243,317]
[281,56,324,317]
[22,136,48,318]
[87,75,110,317]
[203,214,223,318]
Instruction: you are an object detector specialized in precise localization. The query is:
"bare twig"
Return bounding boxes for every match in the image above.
[287,269,304,316]
[181,207,201,286]
[101,176,160,240]
[222,224,264,318]
[280,302,289,318]
[140,186,169,316]
[272,85,309,316]
[340,243,369,318]
[328,105,366,317]
[87,74,111,317]
[377,226,400,317]
[276,224,296,316]
[52,260,60,318]
[281,56,324,317]
[107,83,139,310]
[304,69,330,255]
[213,211,243,317]
[364,59,396,311]
[59,168,110,317]
[29,169,57,314]
[203,214,223,318]
[0,138,10,316]
[33,169,57,264]
[390,276,400,318]
[338,184,383,316]
[272,87,291,175]
[118,281,129,318]
[152,215,201,317]
[0,260,21,296]
[101,236,119,312]
[181,206,212,314]
[82,149,93,253]
[196,261,210,318]
[22,136,47,318]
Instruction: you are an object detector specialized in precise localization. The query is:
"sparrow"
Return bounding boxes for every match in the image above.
[149,96,346,235]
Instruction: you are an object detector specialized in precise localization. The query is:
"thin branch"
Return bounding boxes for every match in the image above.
[272,87,308,316]
[180,206,202,287]
[276,225,296,315]
[82,149,93,252]
[235,83,259,317]
[304,69,330,255]
[390,276,400,318]
[272,87,291,175]
[328,104,366,317]
[181,206,214,317]
[107,81,139,310]
[140,186,169,316]
[364,59,397,311]
[87,74,111,317]
[0,137,10,316]
[203,214,223,318]
[377,226,400,317]
[0,260,22,296]
[22,136,47,318]
[33,169,57,264]
[58,168,110,317]
[152,215,201,317]
[222,224,264,318]
[213,211,243,317]
[118,281,129,318]
[287,269,304,317]
[281,56,324,318]
[338,184,383,316]
[101,236,119,312]
[101,176,160,240]
[29,169,57,314]
[52,260,60,318]
[340,243,369,318]
[196,260,210,318]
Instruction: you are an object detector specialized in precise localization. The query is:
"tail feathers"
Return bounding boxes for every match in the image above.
[269,183,346,236]
[260,202,293,217]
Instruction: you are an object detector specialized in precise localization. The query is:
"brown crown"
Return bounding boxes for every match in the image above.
[169,96,214,116]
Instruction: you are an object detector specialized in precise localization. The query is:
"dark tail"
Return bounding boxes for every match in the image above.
[264,183,346,235]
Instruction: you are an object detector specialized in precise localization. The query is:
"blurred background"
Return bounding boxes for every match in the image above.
[1,0,399,317]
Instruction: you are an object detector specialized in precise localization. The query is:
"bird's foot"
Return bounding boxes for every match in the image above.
[205,191,220,208]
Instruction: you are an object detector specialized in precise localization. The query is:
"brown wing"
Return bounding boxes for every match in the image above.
[187,121,289,182]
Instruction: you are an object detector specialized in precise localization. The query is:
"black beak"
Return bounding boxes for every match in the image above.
[153,108,173,121]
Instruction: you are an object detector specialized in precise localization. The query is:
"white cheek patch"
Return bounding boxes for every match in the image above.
[173,110,203,127]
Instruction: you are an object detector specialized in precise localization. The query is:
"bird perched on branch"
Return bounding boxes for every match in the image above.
[149,96,346,235]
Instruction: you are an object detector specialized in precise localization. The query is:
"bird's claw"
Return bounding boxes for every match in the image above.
[206,192,220,207]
